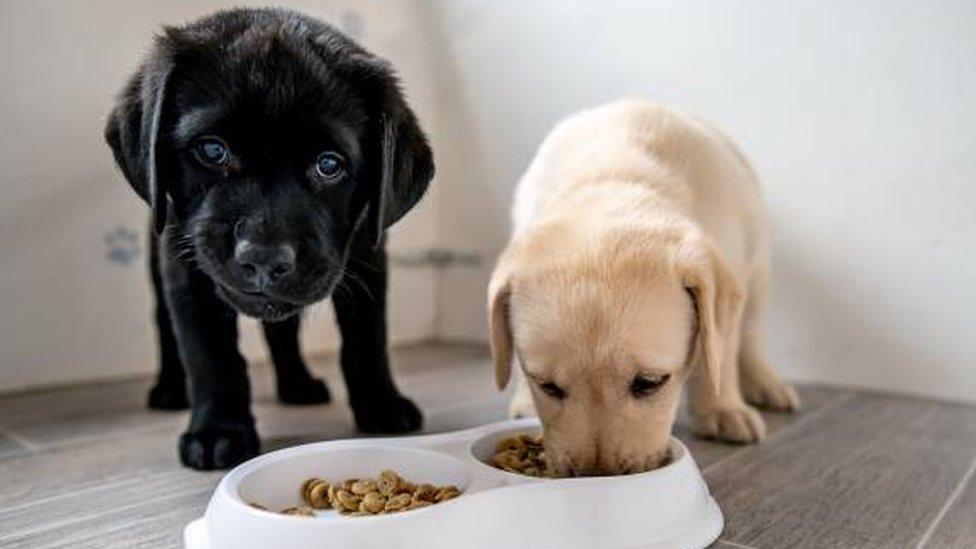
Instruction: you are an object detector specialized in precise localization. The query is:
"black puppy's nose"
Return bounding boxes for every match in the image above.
[234,241,296,288]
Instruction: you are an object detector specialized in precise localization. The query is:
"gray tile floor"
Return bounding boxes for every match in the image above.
[0,343,973,548]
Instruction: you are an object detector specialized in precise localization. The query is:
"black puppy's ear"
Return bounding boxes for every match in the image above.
[367,89,435,247]
[104,56,174,235]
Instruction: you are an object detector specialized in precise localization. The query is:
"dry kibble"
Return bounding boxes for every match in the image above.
[249,469,463,518]
[490,433,554,478]
[301,477,331,509]
[491,449,521,470]
[384,492,412,512]
[336,489,362,512]
[309,484,330,509]
[413,483,437,502]
[360,492,387,513]
[377,469,400,496]
[435,486,461,502]
[495,436,523,453]
[350,478,377,495]
[407,499,433,510]
[517,434,537,446]
[281,506,315,517]
[300,477,318,499]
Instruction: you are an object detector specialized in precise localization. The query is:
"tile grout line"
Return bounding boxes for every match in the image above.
[702,391,856,475]
[0,396,504,516]
[35,503,192,549]
[0,398,506,543]
[11,420,181,456]
[0,469,192,516]
[7,394,504,463]
[914,451,976,549]
[0,484,214,544]
[25,366,496,454]
[0,424,42,452]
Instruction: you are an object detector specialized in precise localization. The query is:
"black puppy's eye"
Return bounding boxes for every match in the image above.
[630,373,671,398]
[193,137,230,167]
[539,382,566,400]
[315,151,346,180]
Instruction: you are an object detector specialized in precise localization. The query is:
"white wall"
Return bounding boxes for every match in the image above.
[3,0,974,403]
[430,0,976,402]
[0,0,444,391]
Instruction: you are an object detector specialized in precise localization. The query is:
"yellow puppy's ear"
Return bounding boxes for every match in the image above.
[678,233,745,396]
[487,256,515,390]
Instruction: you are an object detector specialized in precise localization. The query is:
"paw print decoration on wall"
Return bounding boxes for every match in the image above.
[104,225,141,266]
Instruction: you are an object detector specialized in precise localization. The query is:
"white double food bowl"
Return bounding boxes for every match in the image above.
[184,418,723,549]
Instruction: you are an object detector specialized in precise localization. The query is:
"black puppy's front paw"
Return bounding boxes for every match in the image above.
[277,377,331,406]
[147,382,189,411]
[179,423,260,470]
[353,393,423,434]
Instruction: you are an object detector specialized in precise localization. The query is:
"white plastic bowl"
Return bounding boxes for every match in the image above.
[184,418,723,549]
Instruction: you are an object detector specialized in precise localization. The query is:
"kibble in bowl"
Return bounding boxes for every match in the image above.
[235,445,471,522]
[488,433,554,478]
[250,469,462,518]
[482,431,674,478]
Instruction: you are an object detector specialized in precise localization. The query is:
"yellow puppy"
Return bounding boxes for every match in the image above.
[488,99,799,476]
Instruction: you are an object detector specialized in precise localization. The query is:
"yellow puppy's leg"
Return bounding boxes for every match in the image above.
[687,305,767,443]
[508,369,537,419]
[739,261,800,412]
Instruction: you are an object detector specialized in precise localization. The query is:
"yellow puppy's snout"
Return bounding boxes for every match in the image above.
[546,432,670,477]
[549,437,671,477]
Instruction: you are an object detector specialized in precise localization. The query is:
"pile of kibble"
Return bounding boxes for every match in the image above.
[250,469,461,518]
[489,433,553,477]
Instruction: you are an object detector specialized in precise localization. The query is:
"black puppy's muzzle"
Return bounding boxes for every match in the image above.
[233,240,297,290]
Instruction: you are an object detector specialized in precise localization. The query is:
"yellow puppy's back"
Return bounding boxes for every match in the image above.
[512,99,767,273]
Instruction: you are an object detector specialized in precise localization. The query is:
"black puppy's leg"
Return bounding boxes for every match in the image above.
[163,255,259,470]
[147,230,190,410]
[262,315,331,405]
[333,243,422,433]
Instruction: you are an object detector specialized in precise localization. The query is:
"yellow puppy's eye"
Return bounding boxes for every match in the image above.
[630,373,671,398]
[539,382,566,400]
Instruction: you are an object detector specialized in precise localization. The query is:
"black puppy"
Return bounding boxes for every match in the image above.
[105,8,434,470]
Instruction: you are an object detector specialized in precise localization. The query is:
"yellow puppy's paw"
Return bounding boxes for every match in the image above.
[691,403,767,443]
[743,376,801,413]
